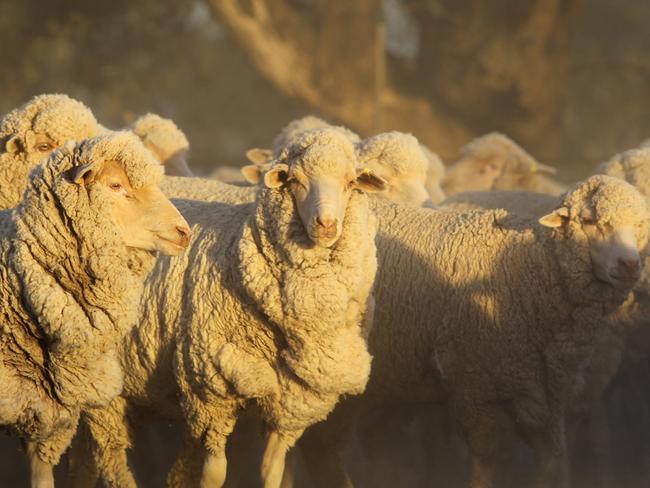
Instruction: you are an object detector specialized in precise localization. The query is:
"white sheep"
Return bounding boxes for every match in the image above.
[355,131,440,207]
[442,132,566,197]
[294,175,649,488]
[128,113,193,177]
[0,94,99,210]
[0,132,190,488]
[75,127,386,488]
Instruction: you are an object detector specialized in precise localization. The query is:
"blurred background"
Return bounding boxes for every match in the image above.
[2,0,650,182]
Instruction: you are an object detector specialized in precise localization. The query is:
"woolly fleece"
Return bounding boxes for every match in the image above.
[299,175,649,488]
[0,94,99,209]
[0,132,163,466]
[83,128,378,486]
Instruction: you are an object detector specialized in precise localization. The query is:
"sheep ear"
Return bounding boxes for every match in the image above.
[263,163,290,189]
[539,206,569,228]
[241,164,263,184]
[246,148,272,165]
[5,135,23,154]
[354,168,387,193]
[67,162,98,185]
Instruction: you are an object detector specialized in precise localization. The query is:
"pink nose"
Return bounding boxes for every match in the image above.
[315,216,336,230]
[176,225,191,247]
[618,257,640,274]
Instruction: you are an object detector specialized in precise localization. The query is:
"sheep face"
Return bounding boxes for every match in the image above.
[69,160,191,255]
[371,167,431,208]
[4,131,58,166]
[443,133,557,195]
[539,176,649,290]
[264,159,385,248]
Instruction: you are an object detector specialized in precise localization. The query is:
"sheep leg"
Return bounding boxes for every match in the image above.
[518,416,570,488]
[84,398,137,488]
[27,442,54,488]
[454,401,513,488]
[298,402,358,488]
[200,449,227,488]
[67,422,100,488]
[261,431,300,488]
[166,429,203,487]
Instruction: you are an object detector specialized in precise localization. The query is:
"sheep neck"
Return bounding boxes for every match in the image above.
[235,186,377,396]
[8,167,155,355]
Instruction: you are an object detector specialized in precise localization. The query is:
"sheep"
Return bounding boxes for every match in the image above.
[219,129,444,209]
[355,131,440,207]
[0,131,190,488]
[74,127,386,488]
[128,113,193,177]
[270,115,360,158]
[293,174,649,488]
[442,132,566,197]
[0,94,100,210]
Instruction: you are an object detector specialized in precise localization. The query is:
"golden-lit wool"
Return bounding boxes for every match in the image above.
[356,131,437,207]
[159,174,256,202]
[129,113,193,176]
[0,94,99,209]
[443,131,567,197]
[597,147,650,199]
[298,175,649,488]
[82,128,378,487]
[271,115,360,158]
[0,133,168,470]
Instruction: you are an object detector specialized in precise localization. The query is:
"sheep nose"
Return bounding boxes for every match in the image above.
[316,216,336,230]
[176,225,191,247]
[618,257,641,274]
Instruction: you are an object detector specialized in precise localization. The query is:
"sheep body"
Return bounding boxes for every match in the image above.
[298,175,648,488]
[83,128,378,486]
[0,133,165,469]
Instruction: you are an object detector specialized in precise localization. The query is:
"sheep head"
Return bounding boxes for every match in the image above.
[355,131,433,208]
[263,127,386,248]
[539,175,649,291]
[65,132,191,256]
[443,132,557,196]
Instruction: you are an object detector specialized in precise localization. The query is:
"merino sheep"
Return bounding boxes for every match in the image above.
[294,175,648,488]
[442,132,566,197]
[128,113,193,177]
[0,132,190,488]
[355,131,439,207]
[0,94,100,210]
[75,127,386,488]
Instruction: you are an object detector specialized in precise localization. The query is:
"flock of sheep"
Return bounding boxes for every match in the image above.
[1,93,650,488]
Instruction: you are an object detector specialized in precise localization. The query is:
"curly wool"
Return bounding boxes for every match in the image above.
[272,115,360,158]
[159,175,255,203]
[129,113,189,163]
[0,133,161,465]
[356,131,429,178]
[82,129,378,486]
[597,147,650,199]
[0,94,100,209]
[298,175,649,487]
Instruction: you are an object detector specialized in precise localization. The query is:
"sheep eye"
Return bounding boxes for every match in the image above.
[109,182,123,191]
[37,143,53,152]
